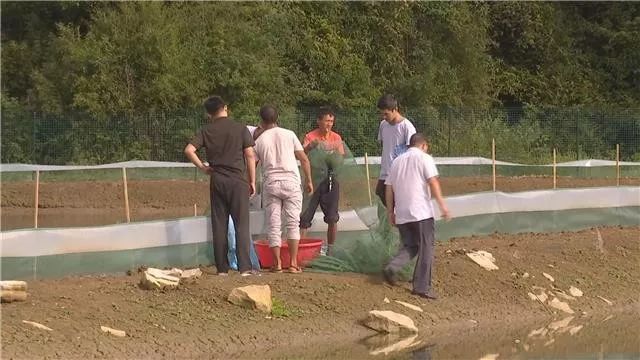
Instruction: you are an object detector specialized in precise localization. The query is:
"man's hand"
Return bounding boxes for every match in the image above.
[199,165,213,175]
[387,210,396,227]
[305,180,314,194]
[248,182,256,197]
[440,205,452,221]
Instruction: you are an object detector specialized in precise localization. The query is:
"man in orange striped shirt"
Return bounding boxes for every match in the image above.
[300,107,345,256]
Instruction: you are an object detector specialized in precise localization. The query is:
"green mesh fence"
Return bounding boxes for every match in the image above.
[2,106,639,165]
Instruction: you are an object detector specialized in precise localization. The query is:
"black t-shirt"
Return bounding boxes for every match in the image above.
[190,117,255,182]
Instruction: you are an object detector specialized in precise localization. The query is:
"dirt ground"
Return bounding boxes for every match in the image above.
[1,176,638,230]
[1,226,638,359]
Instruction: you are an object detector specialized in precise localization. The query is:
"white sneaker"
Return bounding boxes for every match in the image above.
[320,244,328,256]
[240,270,261,277]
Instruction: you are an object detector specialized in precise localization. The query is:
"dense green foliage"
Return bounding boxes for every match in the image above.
[2,2,639,163]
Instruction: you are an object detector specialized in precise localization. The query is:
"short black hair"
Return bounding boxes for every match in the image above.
[204,96,226,115]
[317,106,335,120]
[409,133,428,147]
[259,105,278,124]
[377,94,398,111]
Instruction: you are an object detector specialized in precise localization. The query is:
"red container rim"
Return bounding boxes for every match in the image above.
[254,238,323,248]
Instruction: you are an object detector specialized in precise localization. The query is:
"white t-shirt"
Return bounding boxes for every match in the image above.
[384,147,439,224]
[377,117,416,180]
[247,125,257,137]
[254,127,303,185]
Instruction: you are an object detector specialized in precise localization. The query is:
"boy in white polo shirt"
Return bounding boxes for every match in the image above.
[375,94,416,207]
[383,133,451,299]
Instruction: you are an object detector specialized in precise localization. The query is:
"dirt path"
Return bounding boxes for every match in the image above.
[2,226,638,358]
[2,176,638,230]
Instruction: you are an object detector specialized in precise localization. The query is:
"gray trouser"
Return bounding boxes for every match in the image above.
[385,218,435,294]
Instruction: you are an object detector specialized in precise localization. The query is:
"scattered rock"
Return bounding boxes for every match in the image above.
[101,326,126,337]
[595,228,604,254]
[180,268,202,279]
[1,290,28,303]
[1,280,27,291]
[597,296,613,306]
[522,272,530,279]
[568,286,583,297]
[228,285,272,313]
[548,316,573,331]
[543,338,555,347]
[547,264,555,268]
[367,333,421,356]
[364,310,418,333]
[542,272,555,282]
[569,325,583,335]
[22,320,52,331]
[549,298,574,314]
[514,339,520,344]
[528,327,547,338]
[139,268,180,290]
[478,354,500,360]
[165,268,183,277]
[466,251,499,271]
[554,291,576,301]
[528,290,548,303]
[394,300,423,313]
[602,315,614,322]
[383,297,390,304]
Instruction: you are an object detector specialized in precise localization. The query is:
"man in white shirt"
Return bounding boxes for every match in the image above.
[383,133,451,299]
[254,105,313,273]
[376,94,416,207]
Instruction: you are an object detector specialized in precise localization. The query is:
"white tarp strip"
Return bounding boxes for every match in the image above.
[1,186,637,257]
[2,158,639,172]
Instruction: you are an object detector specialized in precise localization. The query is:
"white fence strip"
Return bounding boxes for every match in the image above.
[1,186,637,258]
[2,158,639,172]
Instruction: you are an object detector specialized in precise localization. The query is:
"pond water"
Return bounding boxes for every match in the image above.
[271,310,639,359]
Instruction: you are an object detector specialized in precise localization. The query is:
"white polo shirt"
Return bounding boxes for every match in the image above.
[384,147,439,224]
[377,117,416,180]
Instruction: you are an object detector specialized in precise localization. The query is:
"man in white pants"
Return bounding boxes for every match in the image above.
[254,105,313,273]
[383,133,451,299]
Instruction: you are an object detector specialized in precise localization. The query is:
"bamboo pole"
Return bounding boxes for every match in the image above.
[364,152,373,206]
[553,148,557,190]
[194,204,198,217]
[122,168,131,223]
[616,144,620,186]
[33,170,40,229]
[491,138,496,192]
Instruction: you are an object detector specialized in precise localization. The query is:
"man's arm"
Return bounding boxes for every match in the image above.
[303,138,318,154]
[385,184,396,226]
[184,144,212,175]
[244,147,256,196]
[295,150,314,194]
[428,177,450,220]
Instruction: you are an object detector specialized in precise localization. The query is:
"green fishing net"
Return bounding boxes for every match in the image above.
[306,142,414,278]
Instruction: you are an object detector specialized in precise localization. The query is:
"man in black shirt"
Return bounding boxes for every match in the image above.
[184,96,257,276]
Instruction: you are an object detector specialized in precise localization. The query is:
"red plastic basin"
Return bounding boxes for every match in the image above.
[254,238,323,269]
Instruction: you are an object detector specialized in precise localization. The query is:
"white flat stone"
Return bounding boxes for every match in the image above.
[364,310,418,333]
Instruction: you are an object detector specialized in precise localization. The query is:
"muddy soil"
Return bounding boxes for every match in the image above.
[2,226,638,359]
[2,176,638,230]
